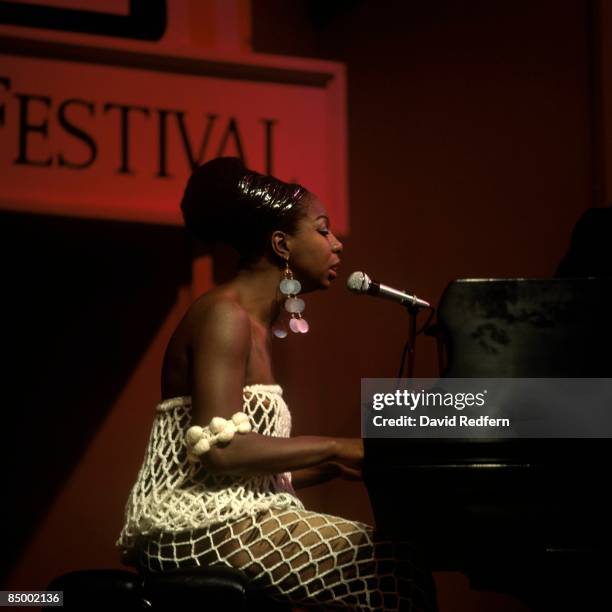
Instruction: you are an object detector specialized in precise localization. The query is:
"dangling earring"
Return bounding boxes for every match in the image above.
[272,259,309,338]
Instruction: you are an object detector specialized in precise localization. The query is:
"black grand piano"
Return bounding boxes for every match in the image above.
[363,278,612,611]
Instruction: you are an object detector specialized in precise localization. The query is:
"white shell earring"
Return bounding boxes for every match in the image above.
[272,259,309,338]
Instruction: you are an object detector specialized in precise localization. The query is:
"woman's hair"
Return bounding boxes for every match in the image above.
[180,157,308,266]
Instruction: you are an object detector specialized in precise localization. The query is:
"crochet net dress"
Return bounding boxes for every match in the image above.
[117,385,437,611]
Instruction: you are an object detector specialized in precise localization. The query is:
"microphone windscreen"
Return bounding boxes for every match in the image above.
[347,271,371,293]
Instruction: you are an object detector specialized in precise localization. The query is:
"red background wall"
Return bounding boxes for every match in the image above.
[2,1,606,611]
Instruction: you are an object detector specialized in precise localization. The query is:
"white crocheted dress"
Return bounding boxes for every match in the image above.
[117,384,304,551]
[117,385,437,611]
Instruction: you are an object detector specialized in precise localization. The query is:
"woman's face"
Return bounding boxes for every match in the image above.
[287,194,343,292]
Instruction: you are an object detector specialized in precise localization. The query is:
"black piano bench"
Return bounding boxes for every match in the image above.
[44,566,293,611]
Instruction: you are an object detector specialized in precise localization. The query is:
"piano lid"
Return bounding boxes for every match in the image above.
[436,277,612,378]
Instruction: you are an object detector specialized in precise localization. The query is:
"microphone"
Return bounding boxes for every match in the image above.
[346,271,431,309]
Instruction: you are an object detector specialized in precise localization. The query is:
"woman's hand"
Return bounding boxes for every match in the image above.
[333,437,364,470]
[292,460,362,489]
[332,462,363,482]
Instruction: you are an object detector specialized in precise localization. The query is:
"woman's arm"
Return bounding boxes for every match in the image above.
[292,462,362,490]
[189,298,363,477]
[201,431,362,476]
[292,464,339,489]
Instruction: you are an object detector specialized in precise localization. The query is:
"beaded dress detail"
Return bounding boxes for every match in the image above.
[117,385,304,550]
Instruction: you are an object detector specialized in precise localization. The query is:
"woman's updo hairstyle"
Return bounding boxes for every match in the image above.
[180,157,308,265]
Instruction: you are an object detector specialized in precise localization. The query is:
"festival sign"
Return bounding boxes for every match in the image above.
[0,15,347,230]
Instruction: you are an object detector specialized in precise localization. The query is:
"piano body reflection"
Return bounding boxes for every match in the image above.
[363,279,612,611]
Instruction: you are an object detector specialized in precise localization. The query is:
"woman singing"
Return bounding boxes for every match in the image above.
[117,157,437,611]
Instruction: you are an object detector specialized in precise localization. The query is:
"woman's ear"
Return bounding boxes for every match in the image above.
[271,230,290,260]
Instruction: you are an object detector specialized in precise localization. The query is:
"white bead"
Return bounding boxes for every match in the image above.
[232,412,249,425]
[237,422,251,434]
[217,422,236,442]
[280,278,301,295]
[192,438,210,455]
[185,426,204,445]
[285,297,305,314]
[209,417,227,434]
[289,318,301,333]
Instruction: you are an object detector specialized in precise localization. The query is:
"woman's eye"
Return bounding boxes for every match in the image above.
[318,228,330,236]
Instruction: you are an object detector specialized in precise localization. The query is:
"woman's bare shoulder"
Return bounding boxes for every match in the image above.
[182,286,250,345]
[161,286,250,397]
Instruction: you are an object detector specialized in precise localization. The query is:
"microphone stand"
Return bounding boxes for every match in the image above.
[405,303,419,379]
[397,297,434,381]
